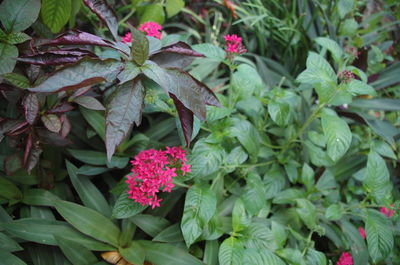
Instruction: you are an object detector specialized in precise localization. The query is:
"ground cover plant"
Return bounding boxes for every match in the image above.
[0,0,399,264]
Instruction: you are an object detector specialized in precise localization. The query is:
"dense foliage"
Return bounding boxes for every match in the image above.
[0,0,399,265]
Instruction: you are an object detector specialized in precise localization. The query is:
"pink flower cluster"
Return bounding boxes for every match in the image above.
[337,252,353,265]
[122,22,163,43]
[358,227,366,239]
[380,205,395,217]
[224,34,247,55]
[126,147,190,208]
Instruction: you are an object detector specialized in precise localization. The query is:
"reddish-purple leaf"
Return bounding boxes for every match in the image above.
[83,0,119,40]
[28,58,124,93]
[0,119,22,142]
[41,114,62,133]
[170,93,193,147]
[47,103,75,113]
[60,114,71,138]
[150,42,204,68]
[73,96,105,110]
[70,86,93,99]
[23,93,39,124]
[7,121,29,136]
[18,49,96,66]
[37,30,115,48]
[24,132,33,166]
[36,128,73,146]
[352,47,368,72]
[106,77,144,160]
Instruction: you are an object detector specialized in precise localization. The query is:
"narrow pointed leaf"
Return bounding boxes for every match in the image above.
[73,96,105,110]
[83,0,119,40]
[150,42,203,68]
[170,93,193,147]
[55,236,98,265]
[119,241,145,265]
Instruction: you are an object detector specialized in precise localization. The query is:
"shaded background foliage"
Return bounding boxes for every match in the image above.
[0,0,400,265]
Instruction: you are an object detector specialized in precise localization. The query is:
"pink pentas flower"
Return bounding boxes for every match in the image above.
[224,34,247,56]
[126,147,190,208]
[358,227,366,239]
[121,22,163,43]
[380,204,395,217]
[337,252,353,265]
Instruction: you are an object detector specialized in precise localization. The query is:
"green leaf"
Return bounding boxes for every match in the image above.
[340,220,368,265]
[230,119,260,157]
[371,141,397,160]
[305,249,327,265]
[139,240,203,265]
[0,43,18,75]
[66,160,111,217]
[55,200,121,247]
[189,139,224,178]
[321,109,352,162]
[41,114,62,133]
[112,191,147,219]
[325,204,342,220]
[366,209,394,262]
[296,199,317,230]
[41,0,71,33]
[338,0,354,18]
[130,27,149,66]
[68,149,129,169]
[0,250,27,265]
[119,241,145,265]
[0,0,40,32]
[153,223,183,243]
[241,174,265,215]
[117,62,141,84]
[271,221,287,249]
[106,78,144,160]
[243,248,285,265]
[80,107,106,140]
[300,163,315,191]
[296,52,336,85]
[2,73,30,88]
[364,151,392,203]
[3,218,114,251]
[29,58,123,93]
[55,236,98,265]
[192,44,226,61]
[347,80,376,96]
[315,37,343,63]
[224,146,248,173]
[0,232,22,251]
[232,198,250,232]
[22,189,60,207]
[73,96,105,111]
[0,176,22,201]
[5,32,31,44]
[131,215,170,237]
[181,185,217,246]
[139,3,165,24]
[203,240,219,265]
[218,237,244,265]
[268,100,290,127]
[166,0,185,17]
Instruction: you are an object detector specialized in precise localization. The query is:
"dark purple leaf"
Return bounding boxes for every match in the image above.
[41,114,61,133]
[73,96,105,110]
[368,74,379,84]
[7,121,29,135]
[18,49,96,66]
[83,0,119,40]
[24,132,33,165]
[352,47,368,72]
[28,58,124,93]
[170,93,193,147]
[47,103,75,113]
[106,77,144,160]
[37,30,115,48]
[23,93,39,124]
[70,86,93,98]
[36,128,73,146]
[4,154,23,176]
[150,42,204,68]
[60,114,71,138]
[0,119,24,142]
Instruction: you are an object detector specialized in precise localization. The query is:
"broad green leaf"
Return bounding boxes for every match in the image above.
[189,139,224,178]
[0,0,40,32]
[366,209,394,262]
[181,185,217,246]
[68,149,129,169]
[340,220,368,265]
[230,119,260,157]
[130,27,149,66]
[364,151,392,203]
[371,141,397,160]
[268,100,290,127]
[0,250,27,265]
[325,204,342,220]
[55,236,98,265]
[301,163,315,191]
[139,240,203,265]
[5,31,31,44]
[117,62,141,84]
[131,215,170,237]
[112,191,147,219]
[296,199,317,230]
[0,176,22,201]
[192,44,226,61]
[0,232,22,251]
[3,218,114,251]
[29,59,123,93]
[232,64,264,95]
[153,223,184,243]
[305,140,335,167]
[41,0,72,33]
[139,4,165,24]
[315,37,342,63]
[0,43,18,75]
[321,109,352,162]
[224,146,248,173]
[271,221,287,249]
[203,240,219,265]
[316,169,337,192]
[338,0,354,18]
[278,248,307,265]
[106,78,144,160]
[306,249,327,265]
[347,80,376,96]
[296,52,336,85]
[242,248,285,265]
[2,73,30,88]
[232,198,250,232]
[80,107,106,140]
[55,200,121,247]
[166,0,185,17]
[119,241,145,265]
[22,189,60,207]
[218,237,244,265]
[273,188,305,204]
[66,160,111,217]
[241,174,265,215]
[242,223,278,252]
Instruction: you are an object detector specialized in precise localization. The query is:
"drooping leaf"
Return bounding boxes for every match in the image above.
[41,0,72,33]
[23,94,39,124]
[106,77,144,160]
[73,96,105,110]
[0,232,22,252]
[0,0,40,32]
[67,149,129,168]
[366,209,394,262]
[0,43,18,75]
[170,93,194,147]
[29,58,123,93]
[55,236,98,265]
[83,0,119,40]
[150,42,203,68]
[130,27,149,66]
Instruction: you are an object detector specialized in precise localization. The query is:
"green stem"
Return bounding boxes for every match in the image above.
[220,160,276,169]
[173,180,190,188]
